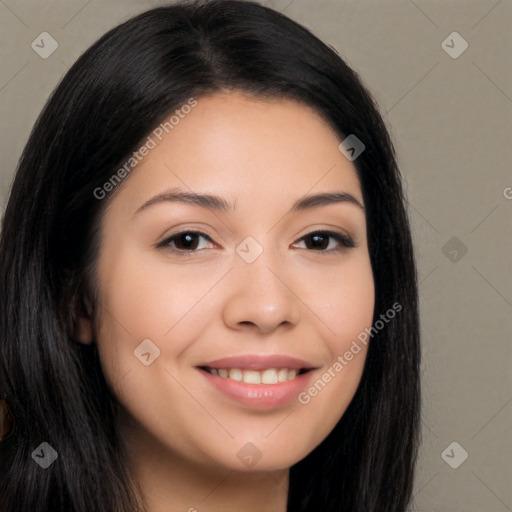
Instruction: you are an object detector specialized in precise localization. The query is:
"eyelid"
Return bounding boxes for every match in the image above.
[156,228,356,255]
[292,230,355,252]
[155,230,215,253]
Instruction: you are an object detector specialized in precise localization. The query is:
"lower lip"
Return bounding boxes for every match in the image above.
[198,368,315,410]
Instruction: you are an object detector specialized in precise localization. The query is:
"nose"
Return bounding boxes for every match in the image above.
[221,250,302,335]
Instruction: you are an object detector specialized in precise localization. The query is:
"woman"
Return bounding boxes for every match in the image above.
[0,1,420,511]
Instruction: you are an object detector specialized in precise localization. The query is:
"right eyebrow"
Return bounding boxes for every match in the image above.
[134,188,233,217]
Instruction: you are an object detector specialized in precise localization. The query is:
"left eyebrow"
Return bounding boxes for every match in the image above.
[291,191,364,212]
[133,187,364,217]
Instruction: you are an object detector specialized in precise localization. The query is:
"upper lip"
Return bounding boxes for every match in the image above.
[198,355,319,371]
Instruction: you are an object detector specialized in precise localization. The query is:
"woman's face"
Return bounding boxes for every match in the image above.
[84,91,374,472]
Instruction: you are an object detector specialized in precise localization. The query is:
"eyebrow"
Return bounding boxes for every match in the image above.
[134,187,364,217]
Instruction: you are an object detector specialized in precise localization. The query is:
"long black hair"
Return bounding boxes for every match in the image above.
[0,1,421,510]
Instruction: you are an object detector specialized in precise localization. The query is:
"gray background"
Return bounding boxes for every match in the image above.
[0,1,511,510]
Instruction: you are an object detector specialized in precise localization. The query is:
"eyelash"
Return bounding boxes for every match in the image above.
[156,230,355,256]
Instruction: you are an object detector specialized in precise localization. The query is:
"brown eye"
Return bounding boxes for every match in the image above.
[297,231,355,252]
[157,231,213,253]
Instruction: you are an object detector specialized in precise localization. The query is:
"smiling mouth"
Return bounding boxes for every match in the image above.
[199,366,312,384]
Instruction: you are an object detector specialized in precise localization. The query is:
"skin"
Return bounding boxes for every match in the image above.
[77,91,375,512]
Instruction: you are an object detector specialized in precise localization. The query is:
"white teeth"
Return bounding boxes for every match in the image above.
[228,368,243,381]
[261,369,278,384]
[243,370,261,384]
[208,367,303,384]
[278,368,288,382]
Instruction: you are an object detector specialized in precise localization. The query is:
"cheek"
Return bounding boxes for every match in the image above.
[309,254,375,351]
[258,251,373,455]
[95,245,218,347]
[92,246,210,393]
[294,258,374,441]
[92,249,220,444]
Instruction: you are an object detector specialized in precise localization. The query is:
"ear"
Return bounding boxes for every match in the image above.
[74,292,94,345]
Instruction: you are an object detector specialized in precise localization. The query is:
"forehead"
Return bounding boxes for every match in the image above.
[113,91,363,216]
